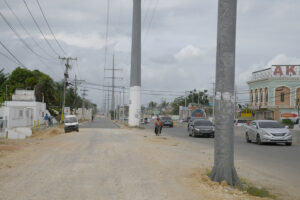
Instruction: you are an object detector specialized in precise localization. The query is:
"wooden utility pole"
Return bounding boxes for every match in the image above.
[59,56,77,122]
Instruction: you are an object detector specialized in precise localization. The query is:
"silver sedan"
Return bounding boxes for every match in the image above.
[245,120,292,146]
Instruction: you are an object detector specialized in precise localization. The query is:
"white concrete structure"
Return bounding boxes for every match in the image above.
[75,108,93,121]
[0,90,49,139]
[129,86,141,126]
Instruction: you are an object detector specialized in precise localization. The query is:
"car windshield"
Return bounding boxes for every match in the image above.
[190,117,201,122]
[259,122,284,128]
[237,120,247,123]
[65,117,77,123]
[194,120,213,126]
[161,117,171,121]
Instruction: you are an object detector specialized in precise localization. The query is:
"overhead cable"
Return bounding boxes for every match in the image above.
[23,0,60,57]
[0,41,27,68]
[0,11,52,60]
[2,0,54,59]
[35,0,66,55]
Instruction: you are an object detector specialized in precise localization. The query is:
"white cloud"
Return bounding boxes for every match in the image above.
[174,45,205,61]
[48,32,109,49]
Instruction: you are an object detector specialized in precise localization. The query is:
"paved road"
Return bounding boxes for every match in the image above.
[80,116,119,129]
[143,122,300,193]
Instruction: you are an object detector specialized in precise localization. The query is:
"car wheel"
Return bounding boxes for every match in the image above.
[286,142,292,146]
[256,135,262,145]
[77,129,79,132]
[245,133,251,143]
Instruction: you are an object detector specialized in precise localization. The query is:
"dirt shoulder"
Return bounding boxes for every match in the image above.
[0,126,298,200]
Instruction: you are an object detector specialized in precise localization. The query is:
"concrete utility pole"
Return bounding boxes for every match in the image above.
[81,88,88,120]
[210,0,240,186]
[129,0,141,126]
[59,56,77,122]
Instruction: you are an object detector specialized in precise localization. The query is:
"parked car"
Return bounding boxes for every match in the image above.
[64,115,79,133]
[245,120,292,146]
[187,117,202,131]
[160,116,173,127]
[234,119,248,127]
[189,119,215,137]
[182,117,191,123]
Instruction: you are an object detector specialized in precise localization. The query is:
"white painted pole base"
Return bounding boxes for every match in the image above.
[129,86,141,126]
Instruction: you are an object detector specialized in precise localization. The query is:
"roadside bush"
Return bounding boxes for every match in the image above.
[281,119,294,128]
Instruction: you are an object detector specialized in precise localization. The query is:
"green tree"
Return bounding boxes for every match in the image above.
[0,68,8,102]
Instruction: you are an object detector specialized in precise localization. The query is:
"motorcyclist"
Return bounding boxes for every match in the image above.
[154,117,163,134]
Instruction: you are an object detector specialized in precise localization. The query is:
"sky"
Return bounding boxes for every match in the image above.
[1,0,300,109]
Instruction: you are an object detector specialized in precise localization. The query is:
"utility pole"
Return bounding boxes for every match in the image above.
[129,0,141,126]
[59,56,77,122]
[73,75,85,111]
[122,87,125,122]
[81,88,88,120]
[105,55,122,119]
[210,0,240,186]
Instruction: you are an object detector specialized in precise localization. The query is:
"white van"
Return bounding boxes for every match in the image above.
[64,115,79,133]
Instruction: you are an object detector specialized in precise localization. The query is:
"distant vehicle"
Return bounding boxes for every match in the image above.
[64,115,79,133]
[160,116,173,127]
[182,117,191,123]
[234,119,248,127]
[189,119,215,137]
[187,117,203,131]
[245,120,292,146]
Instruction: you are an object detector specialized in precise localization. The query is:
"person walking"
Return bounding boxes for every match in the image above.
[44,113,49,128]
[154,117,163,135]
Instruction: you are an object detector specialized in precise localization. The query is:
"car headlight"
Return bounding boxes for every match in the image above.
[262,131,271,136]
[212,127,215,131]
[285,131,291,136]
[195,128,200,131]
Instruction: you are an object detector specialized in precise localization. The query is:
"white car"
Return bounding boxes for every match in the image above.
[245,120,292,146]
[234,119,248,127]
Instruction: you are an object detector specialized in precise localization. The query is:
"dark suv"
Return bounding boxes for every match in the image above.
[161,116,173,127]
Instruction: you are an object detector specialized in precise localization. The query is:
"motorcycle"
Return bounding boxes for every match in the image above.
[154,124,162,136]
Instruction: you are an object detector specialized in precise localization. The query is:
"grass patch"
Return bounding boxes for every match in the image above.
[246,186,274,198]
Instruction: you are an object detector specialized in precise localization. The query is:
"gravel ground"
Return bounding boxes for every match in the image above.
[0,126,298,200]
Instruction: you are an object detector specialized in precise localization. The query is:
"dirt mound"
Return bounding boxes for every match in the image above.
[32,127,64,139]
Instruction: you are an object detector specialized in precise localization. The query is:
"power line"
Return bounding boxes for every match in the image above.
[2,0,54,59]
[0,40,27,68]
[0,50,19,65]
[142,0,159,46]
[23,0,60,57]
[35,0,66,55]
[0,11,52,61]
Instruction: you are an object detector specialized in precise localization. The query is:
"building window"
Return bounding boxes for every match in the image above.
[280,92,285,102]
[265,88,268,103]
[19,110,23,118]
[260,89,263,103]
[255,90,258,103]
